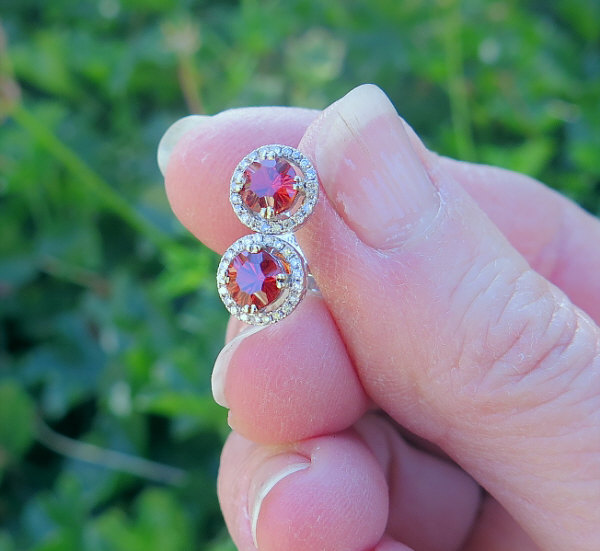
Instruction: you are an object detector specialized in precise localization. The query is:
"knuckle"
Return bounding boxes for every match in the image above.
[452,263,598,413]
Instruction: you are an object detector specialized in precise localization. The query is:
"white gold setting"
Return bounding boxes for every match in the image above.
[216,233,308,326]
[230,144,319,235]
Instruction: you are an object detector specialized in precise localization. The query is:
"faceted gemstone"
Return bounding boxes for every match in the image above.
[241,158,299,216]
[226,247,290,310]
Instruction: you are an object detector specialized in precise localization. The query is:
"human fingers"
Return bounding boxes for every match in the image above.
[162,109,600,321]
[411,143,600,323]
[292,84,599,549]
[462,496,541,551]
[213,294,369,443]
[161,104,600,451]
[218,414,480,551]
[438,156,600,322]
[161,90,600,548]
[163,106,318,254]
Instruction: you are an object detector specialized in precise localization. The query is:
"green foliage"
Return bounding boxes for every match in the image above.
[0,0,598,549]
[0,382,35,477]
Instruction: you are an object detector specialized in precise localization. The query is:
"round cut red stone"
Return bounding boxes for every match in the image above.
[241,158,298,216]
[226,248,289,310]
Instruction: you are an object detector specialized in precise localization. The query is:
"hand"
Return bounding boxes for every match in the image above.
[161,85,600,551]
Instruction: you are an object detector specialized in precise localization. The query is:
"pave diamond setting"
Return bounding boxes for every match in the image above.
[230,145,319,234]
[217,233,308,326]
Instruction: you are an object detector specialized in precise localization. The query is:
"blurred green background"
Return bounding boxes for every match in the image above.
[0,0,599,550]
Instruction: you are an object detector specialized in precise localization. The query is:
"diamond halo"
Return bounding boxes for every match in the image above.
[230,144,319,234]
[216,233,308,326]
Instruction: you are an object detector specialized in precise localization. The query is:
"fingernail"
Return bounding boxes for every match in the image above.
[313,84,440,249]
[224,316,252,344]
[157,115,208,177]
[249,455,311,549]
[211,325,264,408]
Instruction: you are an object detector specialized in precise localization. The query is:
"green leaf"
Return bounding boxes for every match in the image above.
[480,138,555,178]
[135,391,227,431]
[88,489,193,551]
[0,382,35,468]
[204,534,237,551]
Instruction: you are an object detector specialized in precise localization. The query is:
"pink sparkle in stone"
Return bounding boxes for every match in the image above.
[226,248,289,310]
[241,158,298,216]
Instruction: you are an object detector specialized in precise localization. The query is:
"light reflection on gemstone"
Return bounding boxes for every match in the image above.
[226,247,290,310]
[241,158,298,216]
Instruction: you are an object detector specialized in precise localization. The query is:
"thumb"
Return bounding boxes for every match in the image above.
[297,84,600,550]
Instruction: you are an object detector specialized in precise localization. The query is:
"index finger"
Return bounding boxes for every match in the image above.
[164,106,318,254]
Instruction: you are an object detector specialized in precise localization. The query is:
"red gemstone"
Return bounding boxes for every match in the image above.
[226,248,289,310]
[241,158,298,216]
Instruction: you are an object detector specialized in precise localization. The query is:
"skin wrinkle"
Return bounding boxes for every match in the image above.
[439,250,597,447]
[352,156,592,444]
[395,198,529,405]
[470,281,558,399]
[473,264,530,364]
[487,280,575,388]
[426,153,562,284]
[457,323,598,510]
[521,300,579,384]
[447,254,512,344]
[430,153,600,325]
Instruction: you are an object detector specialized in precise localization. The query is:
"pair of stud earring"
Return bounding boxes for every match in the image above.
[216,145,319,326]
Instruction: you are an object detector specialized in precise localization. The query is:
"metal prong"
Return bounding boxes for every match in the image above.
[249,244,261,253]
[260,206,275,219]
[265,150,276,160]
[232,182,243,192]
[249,304,258,314]
[243,304,251,313]
[276,273,288,289]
